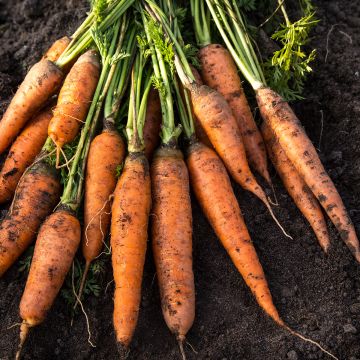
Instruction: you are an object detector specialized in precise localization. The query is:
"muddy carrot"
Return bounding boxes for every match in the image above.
[142,9,195,357]
[0,159,61,278]
[198,43,270,183]
[143,88,162,160]
[262,122,330,252]
[42,36,71,62]
[0,108,53,204]
[48,50,100,164]
[257,88,359,260]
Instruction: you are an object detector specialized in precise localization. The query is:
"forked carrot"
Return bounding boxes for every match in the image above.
[257,87,360,261]
[0,108,53,204]
[262,122,330,252]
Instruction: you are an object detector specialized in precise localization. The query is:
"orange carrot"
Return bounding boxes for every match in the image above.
[0,108,53,204]
[188,65,212,148]
[151,147,195,350]
[48,50,100,163]
[143,88,162,160]
[16,208,81,359]
[0,60,63,155]
[42,36,71,63]
[190,83,289,237]
[257,87,360,261]
[262,122,330,252]
[111,153,151,349]
[0,159,61,277]
[198,44,270,183]
[187,141,282,324]
[79,127,126,296]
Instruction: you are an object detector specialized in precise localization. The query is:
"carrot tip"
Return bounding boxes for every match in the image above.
[73,261,91,311]
[116,342,130,360]
[177,336,187,360]
[16,321,30,360]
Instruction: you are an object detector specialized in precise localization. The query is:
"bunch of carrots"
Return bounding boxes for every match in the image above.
[0,1,357,359]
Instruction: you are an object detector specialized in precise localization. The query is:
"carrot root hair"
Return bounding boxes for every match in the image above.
[285,326,338,360]
[15,321,30,360]
[73,261,91,311]
[177,335,187,360]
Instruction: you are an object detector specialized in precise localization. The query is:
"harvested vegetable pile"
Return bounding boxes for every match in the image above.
[1,0,360,359]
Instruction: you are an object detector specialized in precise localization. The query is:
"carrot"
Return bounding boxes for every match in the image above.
[198,44,270,184]
[0,108,53,204]
[17,208,80,360]
[188,65,212,148]
[81,127,126,293]
[151,147,195,349]
[0,59,63,155]
[48,50,100,164]
[42,36,71,62]
[186,141,282,324]
[257,87,360,261]
[189,83,290,237]
[143,88,161,160]
[0,159,61,277]
[261,122,330,252]
[111,153,151,349]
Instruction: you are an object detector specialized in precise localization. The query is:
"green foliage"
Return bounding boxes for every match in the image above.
[18,246,34,273]
[236,0,257,11]
[265,11,318,100]
[115,162,124,178]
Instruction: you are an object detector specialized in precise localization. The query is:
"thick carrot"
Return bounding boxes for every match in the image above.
[81,128,126,285]
[262,123,330,252]
[198,44,270,183]
[48,50,100,161]
[0,160,61,277]
[190,83,289,237]
[143,88,162,160]
[257,87,360,261]
[0,108,53,204]
[186,141,282,325]
[188,65,212,148]
[111,153,151,349]
[42,36,71,63]
[17,208,81,359]
[151,147,195,346]
[0,60,63,155]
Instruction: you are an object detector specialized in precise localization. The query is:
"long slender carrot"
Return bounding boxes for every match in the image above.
[151,147,195,346]
[82,127,126,283]
[42,36,71,62]
[190,83,290,237]
[48,50,100,164]
[143,88,161,160]
[187,141,282,324]
[198,44,270,183]
[0,108,53,204]
[17,208,80,359]
[0,60,64,155]
[257,87,360,261]
[0,159,61,277]
[261,122,330,252]
[111,153,151,349]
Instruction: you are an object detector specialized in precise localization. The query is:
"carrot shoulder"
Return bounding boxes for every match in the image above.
[111,153,151,348]
[0,160,61,277]
[187,141,282,325]
[151,147,195,343]
[199,44,270,183]
[0,108,53,204]
[42,36,71,63]
[262,122,330,252]
[257,87,360,261]
[0,60,63,155]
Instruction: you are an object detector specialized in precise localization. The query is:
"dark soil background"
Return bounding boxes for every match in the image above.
[1,0,360,359]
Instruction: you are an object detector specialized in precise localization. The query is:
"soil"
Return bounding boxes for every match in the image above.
[1,0,360,359]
